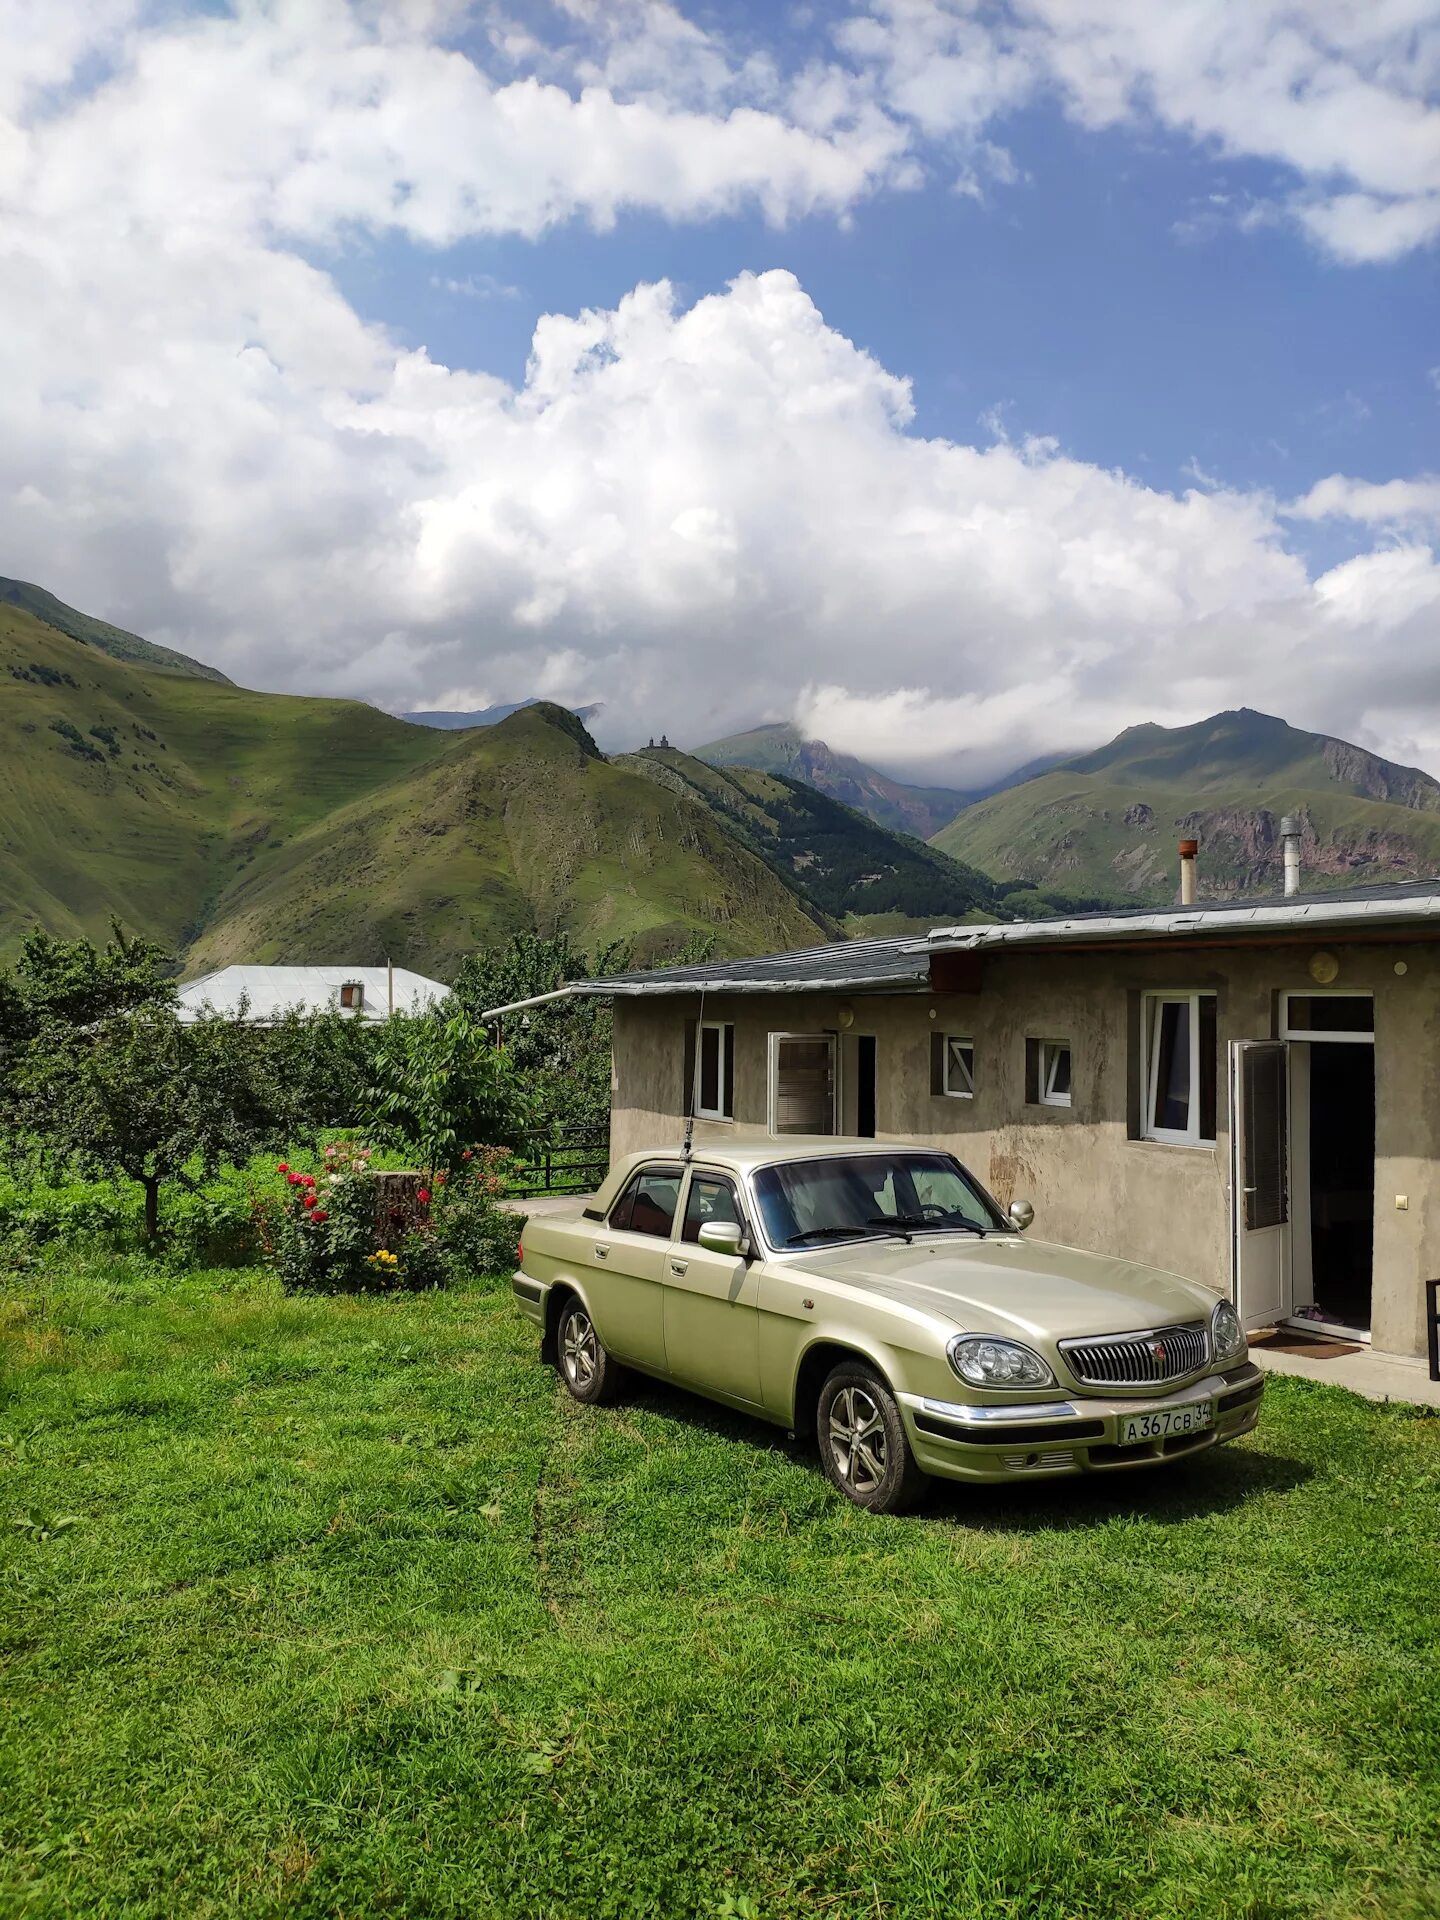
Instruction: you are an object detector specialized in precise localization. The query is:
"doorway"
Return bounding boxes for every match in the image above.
[1292,1043,1375,1335]
[1282,993,1375,1341]
[839,1033,877,1137]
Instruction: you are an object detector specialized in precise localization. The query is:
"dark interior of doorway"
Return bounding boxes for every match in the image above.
[856,1036,876,1138]
[1308,1043,1374,1331]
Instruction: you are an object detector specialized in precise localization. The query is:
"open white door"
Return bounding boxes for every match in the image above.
[1230,1040,1289,1330]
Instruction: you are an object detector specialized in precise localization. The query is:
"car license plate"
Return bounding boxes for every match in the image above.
[1120,1402,1212,1445]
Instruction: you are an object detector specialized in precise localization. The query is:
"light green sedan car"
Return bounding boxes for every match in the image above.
[512,1140,1263,1513]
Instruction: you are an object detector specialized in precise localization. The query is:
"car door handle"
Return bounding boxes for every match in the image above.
[669,1259,689,1276]
[593,1243,609,1260]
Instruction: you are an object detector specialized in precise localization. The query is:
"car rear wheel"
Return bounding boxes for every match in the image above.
[817,1362,927,1514]
[555,1295,623,1405]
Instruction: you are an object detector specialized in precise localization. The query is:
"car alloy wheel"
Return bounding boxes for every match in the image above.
[554,1294,623,1405]
[828,1385,887,1496]
[562,1308,599,1390]
[816,1361,927,1514]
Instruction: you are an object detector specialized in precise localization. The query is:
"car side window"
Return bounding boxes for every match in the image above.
[681,1174,742,1244]
[609,1166,683,1239]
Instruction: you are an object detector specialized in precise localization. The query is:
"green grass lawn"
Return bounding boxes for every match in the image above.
[3,1263,1438,1919]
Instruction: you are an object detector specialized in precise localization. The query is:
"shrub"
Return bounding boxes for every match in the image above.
[258,1141,524,1293]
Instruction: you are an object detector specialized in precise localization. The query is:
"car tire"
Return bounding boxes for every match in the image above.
[555,1294,623,1406]
[817,1362,928,1514]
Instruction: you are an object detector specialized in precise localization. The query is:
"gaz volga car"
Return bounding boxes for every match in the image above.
[512,1141,1263,1513]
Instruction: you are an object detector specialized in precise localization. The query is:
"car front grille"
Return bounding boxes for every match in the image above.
[1059,1323,1208,1390]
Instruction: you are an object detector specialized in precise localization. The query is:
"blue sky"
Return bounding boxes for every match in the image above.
[3,2,1439,782]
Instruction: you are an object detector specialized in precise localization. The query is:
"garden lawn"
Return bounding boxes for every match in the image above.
[2,1263,1438,1920]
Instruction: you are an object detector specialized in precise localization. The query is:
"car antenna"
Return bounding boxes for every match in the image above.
[683,983,706,1163]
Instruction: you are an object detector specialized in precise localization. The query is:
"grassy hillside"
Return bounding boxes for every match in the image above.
[0,608,823,971]
[620,745,999,932]
[936,707,1440,906]
[0,577,231,683]
[697,722,971,841]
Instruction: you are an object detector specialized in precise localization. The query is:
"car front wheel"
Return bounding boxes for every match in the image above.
[817,1362,927,1514]
[555,1295,623,1405]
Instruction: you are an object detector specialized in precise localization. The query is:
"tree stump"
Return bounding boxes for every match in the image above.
[369,1170,429,1251]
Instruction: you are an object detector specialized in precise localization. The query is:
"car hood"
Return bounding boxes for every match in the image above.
[785,1234,1215,1340]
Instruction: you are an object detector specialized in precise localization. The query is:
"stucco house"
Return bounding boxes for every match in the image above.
[497,875,1440,1365]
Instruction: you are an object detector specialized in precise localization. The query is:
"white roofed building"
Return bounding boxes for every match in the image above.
[176,964,448,1024]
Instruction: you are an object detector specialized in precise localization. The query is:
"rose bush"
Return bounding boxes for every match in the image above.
[257,1140,524,1292]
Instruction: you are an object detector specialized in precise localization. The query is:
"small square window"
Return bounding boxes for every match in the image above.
[943,1035,974,1099]
[1039,1040,1072,1107]
[339,981,364,1011]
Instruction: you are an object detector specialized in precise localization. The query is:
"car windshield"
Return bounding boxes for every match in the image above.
[751,1152,1005,1249]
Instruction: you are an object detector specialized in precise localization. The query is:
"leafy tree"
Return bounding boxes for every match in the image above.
[254,1005,377,1134]
[0,922,174,1053]
[7,1005,273,1240]
[362,1005,519,1173]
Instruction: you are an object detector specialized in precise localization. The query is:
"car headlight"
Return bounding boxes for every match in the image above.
[1211,1299,1247,1364]
[948,1336,1055,1389]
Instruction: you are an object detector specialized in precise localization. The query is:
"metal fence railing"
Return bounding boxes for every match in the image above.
[507,1127,609,1199]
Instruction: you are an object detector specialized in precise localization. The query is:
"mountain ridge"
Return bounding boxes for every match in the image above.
[935,706,1440,906]
[0,576,232,685]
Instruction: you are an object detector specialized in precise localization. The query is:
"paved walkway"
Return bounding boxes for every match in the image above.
[1250,1330,1440,1407]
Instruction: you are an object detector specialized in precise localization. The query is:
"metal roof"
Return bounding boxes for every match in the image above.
[176,964,449,1023]
[570,934,931,999]
[917,878,1440,953]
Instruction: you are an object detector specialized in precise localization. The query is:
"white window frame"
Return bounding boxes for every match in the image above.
[1278,990,1375,1045]
[1141,991,1216,1148]
[1038,1039,1072,1108]
[942,1034,975,1099]
[766,1031,836,1137]
[693,1020,734,1121]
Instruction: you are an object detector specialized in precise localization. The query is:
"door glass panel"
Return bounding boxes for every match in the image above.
[681,1176,741,1244]
[774,1037,835,1134]
[1150,1000,1190,1133]
[1242,1044,1288,1230]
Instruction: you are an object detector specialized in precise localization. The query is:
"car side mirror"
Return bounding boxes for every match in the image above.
[1008,1199,1035,1233]
[697,1221,745,1257]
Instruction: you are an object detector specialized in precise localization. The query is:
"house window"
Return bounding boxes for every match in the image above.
[338,980,364,1011]
[1141,992,1217,1146]
[1038,1040,1072,1107]
[769,1034,836,1135]
[931,1033,974,1099]
[694,1021,735,1120]
[1279,993,1374,1042]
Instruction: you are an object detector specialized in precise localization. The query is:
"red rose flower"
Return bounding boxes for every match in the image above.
[302,1191,317,1209]
[276,1162,289,1173]
[461,1149,472,1161]
[301,1174,316,1187]
[311,1208,328,1223]
[287,1173,300,1186]
[416,1187,431,1205]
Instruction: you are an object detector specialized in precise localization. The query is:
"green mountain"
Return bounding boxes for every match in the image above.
[0,603,824,971]
[935,707,1440,907]
[620,745,999,934]
[0,577,232,684]
[696,722,971,841]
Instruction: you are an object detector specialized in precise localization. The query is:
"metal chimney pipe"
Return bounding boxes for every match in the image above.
[1280,815,1302,898]
[1178,839,1199,907]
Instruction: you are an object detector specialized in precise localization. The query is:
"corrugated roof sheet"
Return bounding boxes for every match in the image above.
[176,964,449,1022]
[574,934,931,997]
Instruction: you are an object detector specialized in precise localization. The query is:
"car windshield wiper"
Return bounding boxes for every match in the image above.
[784,1224,910,1248]
[867,1213,989,1239]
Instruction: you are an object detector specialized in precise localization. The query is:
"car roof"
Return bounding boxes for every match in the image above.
[591,1137,946,1207]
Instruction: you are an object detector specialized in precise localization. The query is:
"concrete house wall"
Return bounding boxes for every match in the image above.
[608,938,1440,1362]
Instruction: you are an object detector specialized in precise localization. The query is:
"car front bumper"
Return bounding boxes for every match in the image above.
[898,1364,1264,1484]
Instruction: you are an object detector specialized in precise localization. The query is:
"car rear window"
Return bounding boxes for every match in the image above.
[609,1166,683,1238]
